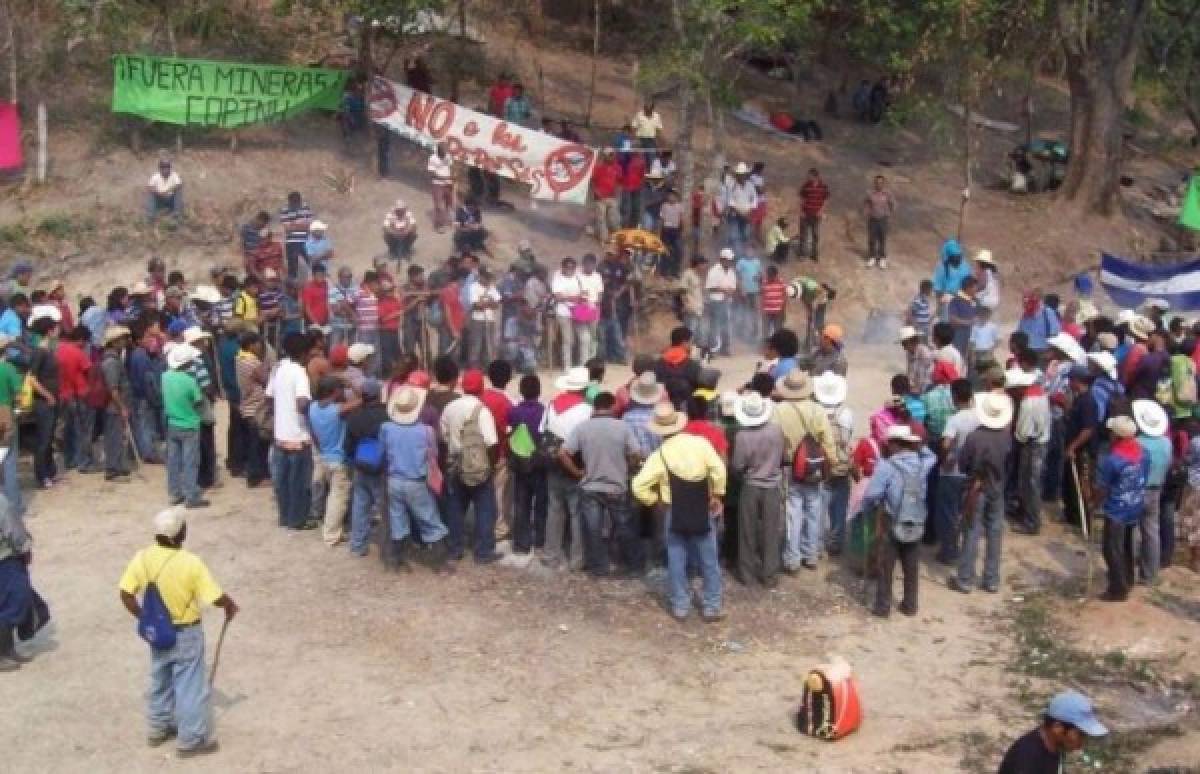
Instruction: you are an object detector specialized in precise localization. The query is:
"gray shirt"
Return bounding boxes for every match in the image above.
[731,422,787,487]
[960,426,1012,486]
[102,349,131,414]
[564,415,638,495]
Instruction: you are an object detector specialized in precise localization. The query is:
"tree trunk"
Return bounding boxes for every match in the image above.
[671,0,696,259]
[584,0,600,127]
[3,0,15,104]
[1056,0,1149,216]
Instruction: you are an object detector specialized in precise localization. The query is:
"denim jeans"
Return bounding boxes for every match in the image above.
[243,425,269,485]
[512,468,547,553]
[198,423,216,489]
[705,300,733,355]
[225,404,247,476]
[866,216,888,260]
[146,624,211,750]
[285,241,307,281]
[2,419,20,514]
[349,472,383,554]
[784,481,823,568]
[1041,416,1065,502]
[545,469,583,568]
[31,400,57,484]
[578,490,644,575]
[1161,486,1178,568]
[801,214,821,259]
[736,293,760,343]
[133,397,163,464]
[1140,488,1162,583]
[556,316,576,370]
[387,477,448,544]
[1103,517,1136,598]
[270,445,313,528]
[876,535,919,613]
[737,483,782,585]
[466,319,497,368]
[146,190,183,220]
[935,473,966,563]
[166,427,201,504]
[723,212,749,248]
[666,512,722,616]
[956,482,1004,589]
[66,401,96,471]
[103,409,128,475]
[684,313,708,353]
[446,476,498,560]
[1016,441,1047,531]
[600,315,627,364]
[822,477,850,555]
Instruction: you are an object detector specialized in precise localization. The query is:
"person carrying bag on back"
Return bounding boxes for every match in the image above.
[859,425,936,618]
[117,508,238,759]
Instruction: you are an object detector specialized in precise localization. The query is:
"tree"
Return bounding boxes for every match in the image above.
[1055,0,1150,216]
[1145,0,1200,143]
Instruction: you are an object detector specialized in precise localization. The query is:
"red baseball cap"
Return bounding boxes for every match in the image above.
[406,370,431,389]
[462,369,485,395]
[330,343,349,368]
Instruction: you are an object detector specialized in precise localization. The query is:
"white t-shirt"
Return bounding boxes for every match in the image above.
[265,359,313,444]
[941,407,979,475]
[631,111,663,139]
[149,171,182,196]
[440,395,498,453]
[541,396,593,441]
[660,200,684,229]
[427,153,453,183]
[551,271,581,318]
[468,283,502,322]
[705,265,738,301]
[578,271,604,305]
[383,210,416,232]
[727,180,758,215]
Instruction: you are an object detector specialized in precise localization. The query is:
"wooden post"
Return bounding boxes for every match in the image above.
[4,0,15,105]
[35,101,46,183]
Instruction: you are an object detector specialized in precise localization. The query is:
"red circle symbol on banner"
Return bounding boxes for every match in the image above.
[368,77,398,121]
[542,144,595,197]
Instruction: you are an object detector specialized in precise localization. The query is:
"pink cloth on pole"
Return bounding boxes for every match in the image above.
[0,102,23,171]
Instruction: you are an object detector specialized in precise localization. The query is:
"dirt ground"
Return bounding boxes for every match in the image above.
[3,23,1200,772]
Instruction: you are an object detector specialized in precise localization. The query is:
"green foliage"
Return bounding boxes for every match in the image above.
[1143,0,1200,136]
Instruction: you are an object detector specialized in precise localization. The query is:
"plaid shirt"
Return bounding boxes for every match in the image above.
[623,404,661,459]
[921,384,955,438]
[907,343,934,395]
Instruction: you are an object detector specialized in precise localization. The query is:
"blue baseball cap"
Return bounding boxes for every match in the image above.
[167,319,190,337]
[1074,273,1093,295]
[1046,691,1107,737]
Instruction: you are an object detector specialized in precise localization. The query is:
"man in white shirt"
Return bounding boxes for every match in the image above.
[264,332,315,531]
[440,386,504,564]
[1008,368,1051,535]
[631,102,663,149]
[705,249,739,356]
[577,254,605,361]
[725,162,758,247]
[550,257,584,370]
[540,367,593,570]
[466,268,502,367]
[146,159,183,221]
[382,199,418,262]
[427,143,454,232]
[936,380,978,563]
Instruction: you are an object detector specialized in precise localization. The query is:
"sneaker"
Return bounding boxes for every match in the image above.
[801,559,818,571]
[865,258,877,269]
[947,576,972,594]
[475,551,504,565]
[898,604,918,617]
[147,728,177,748]
[176,739,220,758]
[169,496,185,506]
[185,499,211,510]
[669,609,689,622]
[105,472,131,482]
[701,609,726,623]
[982,583,1000,593]
[870,606,890,618]
[878,259,889,270]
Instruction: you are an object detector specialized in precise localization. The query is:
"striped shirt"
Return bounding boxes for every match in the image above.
[258,288,283,318]
[909,293,933,333]
[235,351,266,419]
[354,288,379,331]
[799,179,830,216]
[279,204,314,244]
[214,294,235,325]
[760,280,787,314]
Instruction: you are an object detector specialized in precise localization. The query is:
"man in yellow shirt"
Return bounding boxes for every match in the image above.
[632,402,726,622]
[773,370,837,572]
[118,508,238,758]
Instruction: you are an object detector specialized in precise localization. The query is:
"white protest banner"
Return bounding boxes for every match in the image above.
[368,76,595,204]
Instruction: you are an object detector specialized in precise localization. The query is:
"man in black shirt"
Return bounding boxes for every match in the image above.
[345,379,389,558]
[998,690,1107,773]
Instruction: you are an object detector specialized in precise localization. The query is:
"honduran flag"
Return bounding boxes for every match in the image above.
[1100,252,1200,311]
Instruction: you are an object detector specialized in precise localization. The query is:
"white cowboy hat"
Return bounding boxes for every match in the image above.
[310,220,328,232]
[103,325,131,345]
[813,371,848,407]
[554,366,590,392]
[775,370,814,401]
[182,326,211,345]
[263,268,279,280]
[1004,368,1036,389]
[130,280,152,296]
[896,325,919,343]
[975,249,996,267]
[190,285,222,305]
[719,247,735,261]
[1132,399,1168,437]
[347,342,375,364]
[1143,298,1170,312]
[975,392,1014,430]
[885,425,922,444]
[167,343,199,370]
[28,304,61,324]
[648,401,687,436]
[387,386,422,425]
[1087,351,1118,380]
[1129,315,1156,341]
[394,199,407,210]
[718,390,739,417]
[734,162,750,175]
[1106,414,1138,439]
[1116,309,1137,326]
[630,372,666,405]
[1046,332,1086,366]
[153,507,186,539]
[734,392,773,428]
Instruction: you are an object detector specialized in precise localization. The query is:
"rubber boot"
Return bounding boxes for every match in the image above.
[386,540,412,573]
[0,625,29,667]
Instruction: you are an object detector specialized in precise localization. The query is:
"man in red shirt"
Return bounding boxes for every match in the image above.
[302,262,331,327]
[682,394,729,459]
[377,279,403,378]
[463,365,514,539]
[799,167,830,261]
[620,152,646,229]
[591,149,622,244]
[56,325,97,472]
[760,265,789,336]
[488,73,514,118]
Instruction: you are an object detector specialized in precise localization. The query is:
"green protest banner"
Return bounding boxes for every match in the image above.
[1180,173,1200,232]
[112,55,347,128]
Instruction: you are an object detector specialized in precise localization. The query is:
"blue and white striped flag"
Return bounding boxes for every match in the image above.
[1100,252,1200,311]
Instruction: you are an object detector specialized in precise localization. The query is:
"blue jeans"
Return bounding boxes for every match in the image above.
[133,397,163,463]
[349,472,383,554]
[66,400,96,470]
[1042,416,1065,502]
[512,468,547,553]
[3,419,21,514]
[956,482,1004,589]
[705,300,733,355]
[784,481,823,568]
[270,445,313,528]
[600,315,627,363]
[446,476,498,561]
[666,511,722,615]
[147,624,211,750]
[387,477,448,544]
[104,409,129,475]
[723,212,749,248]
[31,400,57,484]
[146,189,183,220]
[935,473,966,563]
[822,477,850,555]
[166,427,201,504]
[578,490,643,575]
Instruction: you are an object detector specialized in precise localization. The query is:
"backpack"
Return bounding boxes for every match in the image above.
[453,404,492,487]
[137,552,179,650]
[890,464,928,543]
[1171,354,1197,407]
[354,436,385,474]
[786,404,828,484]
[508,422,544,475]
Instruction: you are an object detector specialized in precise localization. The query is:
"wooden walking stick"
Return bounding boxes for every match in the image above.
[209,617,231,688]
[1069,456,1093,597]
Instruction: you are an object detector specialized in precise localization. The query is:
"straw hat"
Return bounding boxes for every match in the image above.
[103,325,131,345]
[1004,368,1036,389]
[1047,332,1086,366]
[1129,315,1155,341]
[1132,399,1168,437]
[975,249,996,267]
[734,162,750,175]
[554,366,590,392]
[1116,309,1136,326]
[182,326,211,345]
[1143,298,1170,312]
[975,392,1014,430]
[347,342,375,364]
[1087,351,1118,380]
[719,247,735,261]
[630,372,666,405]
[28,304,61,325]
[310,220,328,232]
[191,285,222,305]
[1095,332,1118,352]
[897,325,919,343]
[648,402,687,436]
[775,370,814,400]
[130,280,151,296]
[167,343,199,370]
[886,425,922,445]
[734,392,773,428]
[387,386,422,425]
[813,371,848,407]
[1106,415,1137,439]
